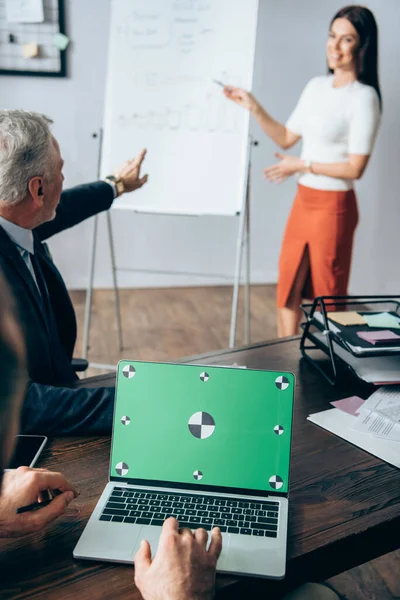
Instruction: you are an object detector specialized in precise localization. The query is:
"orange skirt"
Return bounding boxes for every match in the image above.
[277,183,359,308]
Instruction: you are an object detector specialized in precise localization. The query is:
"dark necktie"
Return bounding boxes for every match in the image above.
[31,253,52,322]
[31,251,77,383]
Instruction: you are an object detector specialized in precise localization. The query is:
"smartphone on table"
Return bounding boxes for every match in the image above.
[6,435,47,469]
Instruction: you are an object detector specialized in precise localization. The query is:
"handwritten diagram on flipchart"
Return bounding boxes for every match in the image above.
[102,0,259,216]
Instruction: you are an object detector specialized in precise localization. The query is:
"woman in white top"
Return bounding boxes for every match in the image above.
[225,5,381,337]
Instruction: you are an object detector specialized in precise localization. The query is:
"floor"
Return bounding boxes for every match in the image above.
[70,285,399,600]
[72,285,278,375]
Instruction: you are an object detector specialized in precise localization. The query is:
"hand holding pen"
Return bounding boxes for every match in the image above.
[214,79,260,114]
[0,467,78,538]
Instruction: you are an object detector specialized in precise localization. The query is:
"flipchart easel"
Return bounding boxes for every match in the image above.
[81,132,257,370]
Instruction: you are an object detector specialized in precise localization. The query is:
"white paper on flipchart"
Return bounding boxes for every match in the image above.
[6,0,44,23]
[307,408,400,469]
[351,386,400,441]
[103,0,258,217]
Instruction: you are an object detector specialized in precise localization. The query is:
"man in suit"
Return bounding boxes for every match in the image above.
[0,274,338,600]
[0,109,148,435]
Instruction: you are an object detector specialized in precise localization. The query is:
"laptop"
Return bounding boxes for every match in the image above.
[74,361,294,579]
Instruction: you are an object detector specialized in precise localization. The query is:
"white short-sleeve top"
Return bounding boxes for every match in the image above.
[286,75,381,191]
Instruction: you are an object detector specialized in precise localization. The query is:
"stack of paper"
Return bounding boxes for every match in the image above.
[308,387,400,468]
[308,330,400,383]
[312,312,400,355]
[307,408,400,468]
[351,386,400,441]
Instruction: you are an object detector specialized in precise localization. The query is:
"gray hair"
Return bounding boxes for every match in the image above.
[0,109,54,206]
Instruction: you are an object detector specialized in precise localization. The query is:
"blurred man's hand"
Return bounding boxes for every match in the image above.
[0,467,78,537]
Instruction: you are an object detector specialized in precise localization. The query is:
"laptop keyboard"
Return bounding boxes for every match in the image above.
[99,487,279,537]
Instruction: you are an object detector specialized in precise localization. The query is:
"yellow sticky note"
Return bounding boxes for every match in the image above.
[327,311,366,326]
[22,42,39,58]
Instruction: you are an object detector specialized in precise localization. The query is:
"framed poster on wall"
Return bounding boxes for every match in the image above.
[0,0,67,77]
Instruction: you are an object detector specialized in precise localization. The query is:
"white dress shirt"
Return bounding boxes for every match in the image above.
[0,181,116,294]
[0,216,40,290]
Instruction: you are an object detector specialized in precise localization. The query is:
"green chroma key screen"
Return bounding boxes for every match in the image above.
[110,361,294,494]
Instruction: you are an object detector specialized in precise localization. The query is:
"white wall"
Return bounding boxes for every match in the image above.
[1,0,399,294]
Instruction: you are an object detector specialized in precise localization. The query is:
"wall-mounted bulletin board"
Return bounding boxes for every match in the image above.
[0,0,67,77]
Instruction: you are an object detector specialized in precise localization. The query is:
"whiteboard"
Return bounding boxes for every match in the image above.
[102,0,258,216]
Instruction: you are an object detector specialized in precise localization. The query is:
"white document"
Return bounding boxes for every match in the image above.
[351,386,400,441]
[352,408,400,441]
[378,404,400,423]
[6,0,44,23]
[307,408,400,469]
[359,385,400,413]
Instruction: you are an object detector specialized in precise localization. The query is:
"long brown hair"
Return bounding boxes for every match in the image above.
[329,5,382,111]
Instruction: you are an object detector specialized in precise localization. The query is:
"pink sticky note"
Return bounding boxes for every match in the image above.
[357,330,400,344]
[331,396,365,416]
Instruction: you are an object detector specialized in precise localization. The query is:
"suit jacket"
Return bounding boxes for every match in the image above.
[0,181,116,435]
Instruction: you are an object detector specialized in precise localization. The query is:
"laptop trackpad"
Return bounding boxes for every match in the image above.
[133,526,163,560]
[216,533,228,571]
[132,528,228,568]
[220,533,253,572]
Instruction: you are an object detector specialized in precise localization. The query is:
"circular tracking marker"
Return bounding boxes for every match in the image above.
[274,425,284,435]
[188,412,215,439]
[122,364,136,379]
[275,375,289,390]
[269,475,283,490]
[115,462,129,476]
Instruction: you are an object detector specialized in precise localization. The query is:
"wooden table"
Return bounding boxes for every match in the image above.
[1,338,399,600]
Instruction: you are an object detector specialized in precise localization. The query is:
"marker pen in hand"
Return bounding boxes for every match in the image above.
[212,79,226,87]
[16,489,65,514]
